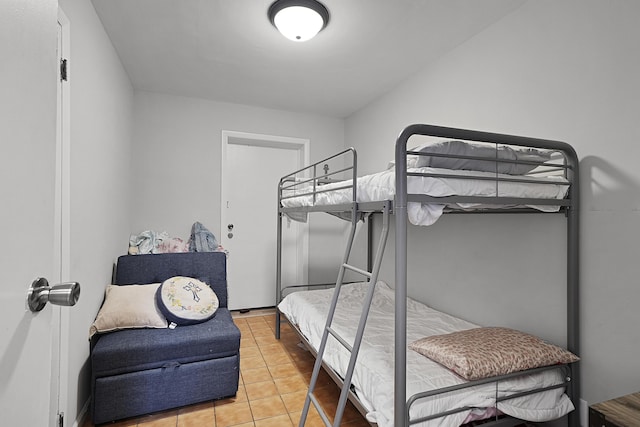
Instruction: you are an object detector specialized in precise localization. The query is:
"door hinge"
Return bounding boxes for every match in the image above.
[60,58,68,82]
[57,412,64,427]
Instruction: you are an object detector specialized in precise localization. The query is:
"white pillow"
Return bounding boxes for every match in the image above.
[155,276,219,326]
[89,283,167,338]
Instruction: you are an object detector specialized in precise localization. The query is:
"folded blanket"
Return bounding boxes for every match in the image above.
[129,230,169,255]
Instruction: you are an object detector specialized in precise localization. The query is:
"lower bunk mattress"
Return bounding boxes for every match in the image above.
[278,282,575,427]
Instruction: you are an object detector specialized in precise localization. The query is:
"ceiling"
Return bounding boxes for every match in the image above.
[92,0,525,118]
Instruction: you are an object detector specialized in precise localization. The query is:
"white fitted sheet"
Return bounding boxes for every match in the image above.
[278,282,575,427]
[280,167,569,226]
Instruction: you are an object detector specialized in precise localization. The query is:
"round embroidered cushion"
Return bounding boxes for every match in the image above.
[156,276,219,325]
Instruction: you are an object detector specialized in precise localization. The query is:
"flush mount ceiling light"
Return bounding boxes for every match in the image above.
[268,0,330,42]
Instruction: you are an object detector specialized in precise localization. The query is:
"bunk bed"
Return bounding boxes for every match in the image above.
[275,124,580,427]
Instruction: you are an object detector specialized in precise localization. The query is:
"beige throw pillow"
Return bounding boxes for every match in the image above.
[89,283,168,338]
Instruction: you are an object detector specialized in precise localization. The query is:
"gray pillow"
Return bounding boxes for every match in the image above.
[412,140,553,175]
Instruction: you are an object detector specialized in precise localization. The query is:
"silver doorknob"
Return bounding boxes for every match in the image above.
[27,278,80,312]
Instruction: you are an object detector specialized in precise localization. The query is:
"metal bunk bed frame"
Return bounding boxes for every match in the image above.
[275,124,580,427]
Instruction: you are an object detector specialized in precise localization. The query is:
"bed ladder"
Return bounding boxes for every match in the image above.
[299,204,391,427]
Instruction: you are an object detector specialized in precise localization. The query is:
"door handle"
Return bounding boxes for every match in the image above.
[27,277,80,312]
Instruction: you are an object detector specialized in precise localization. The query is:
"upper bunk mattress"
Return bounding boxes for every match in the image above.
[280,167,569,226]
[278,282,575,427]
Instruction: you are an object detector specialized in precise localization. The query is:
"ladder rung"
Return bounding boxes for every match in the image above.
[326,326,353,352]
[342,263,372,278]
[309,393,332,427]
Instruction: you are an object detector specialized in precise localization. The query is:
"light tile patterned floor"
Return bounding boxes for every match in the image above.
[83,312,370,427]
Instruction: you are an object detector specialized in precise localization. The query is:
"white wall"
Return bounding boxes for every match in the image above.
[345,0,640,409]
[58,0,134,424]
[131,91,346,285]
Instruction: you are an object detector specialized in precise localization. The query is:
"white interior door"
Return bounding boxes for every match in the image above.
[221,132,308,311]
[0,2,61,426]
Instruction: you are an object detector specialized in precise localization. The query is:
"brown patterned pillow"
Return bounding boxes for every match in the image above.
[409,327,579,380]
